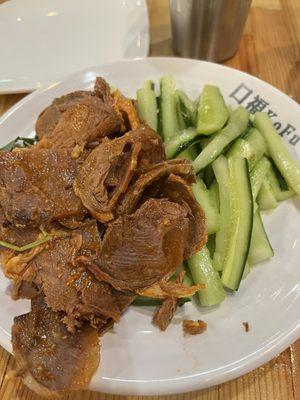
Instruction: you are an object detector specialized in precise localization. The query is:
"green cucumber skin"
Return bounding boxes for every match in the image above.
[221,158,253,291]
[250,157,271,201]
[191,177,220,235]
[267,164,296,202]
[136,88,158,131]
[227,128,266,171]
[164,128,199,159]
[177,144,198,161]
[160,76,179,141]
[188,246,226,307]
[212,155,231,272]
[254,112,300,195]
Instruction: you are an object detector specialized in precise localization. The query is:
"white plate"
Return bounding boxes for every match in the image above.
[0,0,149,94]
[0,58,300,396]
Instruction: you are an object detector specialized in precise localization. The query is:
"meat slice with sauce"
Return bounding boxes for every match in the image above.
[1,219,123,331]
[73,125,164,223]
[12,296,100,397]
[37,95,122,155]
[0,148,85,227]
[116,159,194,216]
[117,160,207,258]
[28,221,122,331]
[159,174,207,258]
[87,198,189,292]
[35,91,92,140]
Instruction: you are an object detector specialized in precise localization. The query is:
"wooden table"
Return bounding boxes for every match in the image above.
[0,0,299,398]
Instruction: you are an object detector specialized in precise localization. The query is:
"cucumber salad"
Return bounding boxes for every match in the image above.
[136,76,300,307]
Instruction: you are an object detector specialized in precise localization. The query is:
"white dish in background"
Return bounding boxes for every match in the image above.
[0,0,149,94]
[0,58,300,395]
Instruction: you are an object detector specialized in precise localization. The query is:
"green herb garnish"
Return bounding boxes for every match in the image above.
[0,136,38,152]
[0,228,67,253]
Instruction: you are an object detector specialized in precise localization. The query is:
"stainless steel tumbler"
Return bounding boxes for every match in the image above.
[170,0,252,62]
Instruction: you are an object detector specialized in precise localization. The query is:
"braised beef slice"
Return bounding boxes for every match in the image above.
[12,296,99,397]
[0,207,40,246]
[35,91,91,139]
[73,125,164,222]
[94,77,114,106]
[160,174,207,258]
[117,159,194,216]
[0,149,85,227]
[87,198,189,291]
[29,221,121,331]
[12,280,40,300]
[38,95,122,152]
[118,162,206,258]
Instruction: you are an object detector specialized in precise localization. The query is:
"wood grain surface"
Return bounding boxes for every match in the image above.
[0,0,299,399]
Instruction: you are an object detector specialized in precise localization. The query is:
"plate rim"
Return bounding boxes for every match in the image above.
[0,56,300,395]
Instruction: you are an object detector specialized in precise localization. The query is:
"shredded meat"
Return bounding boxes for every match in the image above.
[0,149,85,227]
[182,319,207,335]
[12,296,100,397]
[88,198,189,291]
[73,125,164,222]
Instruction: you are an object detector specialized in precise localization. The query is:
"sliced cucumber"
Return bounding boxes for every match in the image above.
[227,128,266,171]
[209,180,220,211]
[248,210,274,266]
[197,85,229,135]
[164,128,199,159]
[212,156,231,272]
[242,262,251,280]
[191,177,220,234]
[206,234,216,258]
[257,180,278,210]
[188,246,226,307]
[175,92,187,130]
[250,156,271,200]
[176,89,197,127]
[267,165,296,202]
[193,107,249,173]
[176,143,198,161]
[221,157,253,291]
[160,76,179,141]
[254,112,300,195]
[136,88,158,131]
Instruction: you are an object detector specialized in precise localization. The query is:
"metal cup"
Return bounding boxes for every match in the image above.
[170,0,252,62]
